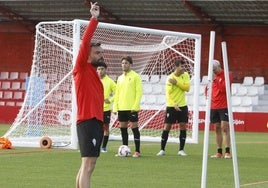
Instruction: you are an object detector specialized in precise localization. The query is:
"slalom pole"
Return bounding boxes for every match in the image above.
[201,31,215,188]
[221,41,240,188]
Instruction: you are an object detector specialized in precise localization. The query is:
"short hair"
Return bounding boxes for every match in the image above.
[96,62,107,68]
[174,59,186,67]
[121,56,133,64]
[90,42,101,47]
[212,59,220,67]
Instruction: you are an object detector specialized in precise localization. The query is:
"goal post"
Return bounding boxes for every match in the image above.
[4,19,201,149]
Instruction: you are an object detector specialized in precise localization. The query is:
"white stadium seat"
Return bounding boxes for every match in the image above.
[253,76,265,95]
[231,83,241,96]
[156,95,166,105]
[200,75,208,85]
[143,83,153,94]
[150,75,160,83]
[236,85,247,96]
[9,72,19,80]
[0,72,9,79]
[152,84,163,94]
[141,74,149,82]
[242,76,253,86]
[254,76,264,86]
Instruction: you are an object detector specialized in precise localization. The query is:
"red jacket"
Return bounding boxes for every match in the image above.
[211,70,232,109]
[73,17,104,123]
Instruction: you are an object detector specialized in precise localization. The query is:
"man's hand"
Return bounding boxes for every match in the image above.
[168,78,177,85]
[90,2,100,19]
[104,98,111,104]
[174,104,181,111]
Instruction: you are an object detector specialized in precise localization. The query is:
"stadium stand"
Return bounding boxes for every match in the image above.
[1,72,267,113]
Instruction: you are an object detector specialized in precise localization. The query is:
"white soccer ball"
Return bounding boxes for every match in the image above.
[118,145,131,157]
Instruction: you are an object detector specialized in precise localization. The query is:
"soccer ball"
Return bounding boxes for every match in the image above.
[117,145,131,157]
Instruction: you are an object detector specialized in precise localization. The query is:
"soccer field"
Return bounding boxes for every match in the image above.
[0,124,267,188]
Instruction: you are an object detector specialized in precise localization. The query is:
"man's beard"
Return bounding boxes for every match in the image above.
[91,58,104,68]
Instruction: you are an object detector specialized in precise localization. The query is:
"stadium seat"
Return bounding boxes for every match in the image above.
[254,76,264,86]
[11,82,21,90]
[186,95,194,106]
[13,91,23,99]
[1,81,11,89]
[199,95,207,110]
[141,95,145,104]
[4,91,12,99]
[149,75,160,83]
[9,72,19,80]
[143,83,153,94]
[236,85,247,96]
[247,86,259,105]
[231,96,242,112]
[159,75,167,84]
[240,96,253,112]
[231,83,241,96]
[141,75,149,82]
[156,95,166,105]
[6,101,15,106]
[242,76,253,86]
[200,75,208,85]
[146,95,157,104]
[0,72,9,79]
[199,85,206,95]
[231,96,242,106]
[19,72,28,80]
[253,76,265,95]
[152,84,163,94]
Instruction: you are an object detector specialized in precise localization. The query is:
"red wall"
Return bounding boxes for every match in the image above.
[0,24,34,72]
[199,111,268,133]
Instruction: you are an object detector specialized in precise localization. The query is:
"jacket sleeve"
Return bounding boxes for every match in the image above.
[73,17,98,71]
[113,78,120,113]
[176,72,190,92]
[132,75,143,111]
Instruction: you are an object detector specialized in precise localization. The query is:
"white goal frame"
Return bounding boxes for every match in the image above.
[4,19,201,149]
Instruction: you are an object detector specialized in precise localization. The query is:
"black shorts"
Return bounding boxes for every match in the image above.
[118,111,138,122]
[103,110,111,124]
[164,106,188,124]
[77,118,104,157]
[210,108,229,123]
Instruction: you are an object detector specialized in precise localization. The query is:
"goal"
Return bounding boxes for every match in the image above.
[4,19,201,149]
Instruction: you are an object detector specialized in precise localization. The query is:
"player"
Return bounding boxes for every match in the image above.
[96,62,116,153]
[209,59,232,159]
[113,56,143,158]
[156,59,190,156]
[72,2,104,188]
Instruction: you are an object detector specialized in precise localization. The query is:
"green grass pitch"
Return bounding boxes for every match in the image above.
[0,124,267,188]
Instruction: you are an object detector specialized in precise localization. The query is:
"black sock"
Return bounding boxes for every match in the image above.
[225,147,230,153]
[161,130,169,151]
[102,135,109,148]
[120,128,128,146]
[217,148,223,154]
[132,127,140,153]
[179,130,186,151]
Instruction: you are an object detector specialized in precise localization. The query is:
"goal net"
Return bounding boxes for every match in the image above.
[4,19,201,149]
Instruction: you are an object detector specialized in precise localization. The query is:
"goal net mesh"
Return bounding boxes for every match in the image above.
[4,19,201,148]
